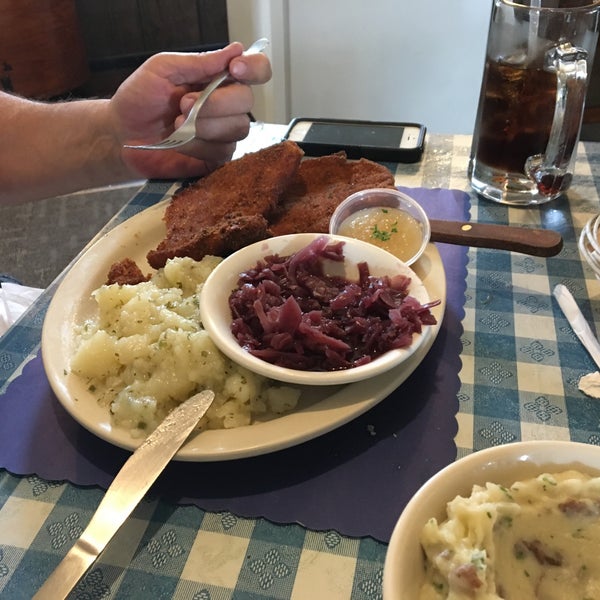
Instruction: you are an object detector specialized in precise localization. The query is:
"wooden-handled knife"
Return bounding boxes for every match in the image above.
[429,219,563,257]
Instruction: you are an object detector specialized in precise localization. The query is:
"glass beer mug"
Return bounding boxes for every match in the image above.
[468,0,600,206]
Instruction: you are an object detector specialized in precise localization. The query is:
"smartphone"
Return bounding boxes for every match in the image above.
[283,117,426,163]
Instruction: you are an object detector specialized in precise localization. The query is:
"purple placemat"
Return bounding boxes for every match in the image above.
[0,187,468,543]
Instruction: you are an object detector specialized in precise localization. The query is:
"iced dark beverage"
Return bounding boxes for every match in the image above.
[468,0,599,205]
[473,59,557,176]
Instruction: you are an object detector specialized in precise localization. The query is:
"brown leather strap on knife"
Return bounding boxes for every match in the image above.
[428,219,563,257]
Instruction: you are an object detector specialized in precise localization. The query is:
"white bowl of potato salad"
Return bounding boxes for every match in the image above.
[383,441,600,599]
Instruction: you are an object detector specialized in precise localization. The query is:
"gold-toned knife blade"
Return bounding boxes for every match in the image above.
[33,389,215,600]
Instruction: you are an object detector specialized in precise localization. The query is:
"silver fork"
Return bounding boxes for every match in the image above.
[124,38,269,151]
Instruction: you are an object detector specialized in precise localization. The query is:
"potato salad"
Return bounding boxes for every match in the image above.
[420,470,600,599]
[71,256,300,437]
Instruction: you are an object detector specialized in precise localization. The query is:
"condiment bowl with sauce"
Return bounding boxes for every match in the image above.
[383,440,600,599]
[200,233,437,386]
[331,188,565,260]
[329,188,431,265]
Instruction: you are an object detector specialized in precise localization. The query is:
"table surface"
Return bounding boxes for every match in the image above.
[2,125,600,599]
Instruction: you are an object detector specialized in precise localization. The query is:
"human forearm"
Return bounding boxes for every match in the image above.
[0,94,135,204]
[0,45,272,205]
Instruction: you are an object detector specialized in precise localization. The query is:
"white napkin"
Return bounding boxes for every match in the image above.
[233,122,287,159]
[579,371,600,399]
[0,282,43,336]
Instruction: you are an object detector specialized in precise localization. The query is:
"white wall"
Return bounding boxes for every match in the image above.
[227,0,290,123]
[228,0,492,134]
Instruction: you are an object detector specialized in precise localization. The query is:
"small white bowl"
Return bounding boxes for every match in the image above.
[383,440,600,599]
[200,233,432,386]
[329,188,431,266]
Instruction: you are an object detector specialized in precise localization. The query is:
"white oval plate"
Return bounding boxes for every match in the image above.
[201,233,432,386]
[41,201,446,461]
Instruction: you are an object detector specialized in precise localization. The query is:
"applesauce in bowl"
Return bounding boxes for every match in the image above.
[329,188,430,265]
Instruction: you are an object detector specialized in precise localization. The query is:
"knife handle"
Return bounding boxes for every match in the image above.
[429,219,563,257]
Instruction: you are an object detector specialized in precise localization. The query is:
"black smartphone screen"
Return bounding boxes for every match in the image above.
[284,119,426,162]
[303,122,405,148]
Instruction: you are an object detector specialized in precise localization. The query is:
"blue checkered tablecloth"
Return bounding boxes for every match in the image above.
[425,136,600,458]
[1,128,600,599]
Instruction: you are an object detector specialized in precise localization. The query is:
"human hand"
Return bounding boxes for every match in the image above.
[111,42,272,180]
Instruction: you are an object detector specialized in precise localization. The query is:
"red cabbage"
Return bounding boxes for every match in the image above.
[229,236,439,372]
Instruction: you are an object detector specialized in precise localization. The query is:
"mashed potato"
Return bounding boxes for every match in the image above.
[71,256,300,437]
[420,470,600,599]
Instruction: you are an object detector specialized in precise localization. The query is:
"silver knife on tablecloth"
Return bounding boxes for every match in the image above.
[33,389,215,600]
[553,284,600,370]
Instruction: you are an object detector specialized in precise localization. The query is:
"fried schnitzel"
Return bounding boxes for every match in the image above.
[106,142,397,285]
[269,152,396,235]
[146,140,303,269]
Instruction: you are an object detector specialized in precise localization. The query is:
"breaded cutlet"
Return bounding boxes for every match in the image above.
[269,153,396,235]
[106,144,398,286]
[145,140,304,269]
[106,257,150,286]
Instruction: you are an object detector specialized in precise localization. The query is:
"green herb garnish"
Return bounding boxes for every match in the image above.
[371,220,399,242]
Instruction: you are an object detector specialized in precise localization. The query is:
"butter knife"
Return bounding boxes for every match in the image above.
[33,389,215,600]
[553,284,600,370]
